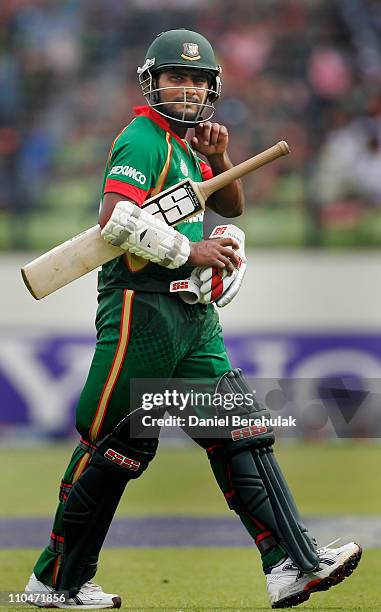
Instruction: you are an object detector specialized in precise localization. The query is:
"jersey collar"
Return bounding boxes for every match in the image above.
[133,106,189,154]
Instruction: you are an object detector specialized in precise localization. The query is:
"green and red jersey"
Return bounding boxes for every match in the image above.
[98,106,212,293]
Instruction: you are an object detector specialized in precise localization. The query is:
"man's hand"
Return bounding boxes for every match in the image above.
[191,122,244,218]
[191,122,229,158]
[197,225,247,307]
[188,237,240,275]
[170,225,247,308]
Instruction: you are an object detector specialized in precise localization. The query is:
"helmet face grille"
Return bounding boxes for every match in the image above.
[151,86,217,124]
[138,68,220,125]
[137,29,221,126]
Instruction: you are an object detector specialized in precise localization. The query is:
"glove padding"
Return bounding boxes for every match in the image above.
[101,200,190,269]
[170,224,247,308]
[168,269,202,305]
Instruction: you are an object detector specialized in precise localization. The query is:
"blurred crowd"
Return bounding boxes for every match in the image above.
[1,0,381,250]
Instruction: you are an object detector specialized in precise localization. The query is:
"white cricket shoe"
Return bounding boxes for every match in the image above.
[266,540,362,608]
[25,573,121,609]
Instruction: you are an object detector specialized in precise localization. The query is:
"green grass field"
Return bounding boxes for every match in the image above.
[0,442,380,611]
[0,549,379,611]
[1,441,380,516]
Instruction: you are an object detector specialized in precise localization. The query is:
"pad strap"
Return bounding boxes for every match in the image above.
[59,481,73,503]
[78,438,97,456]
[49,531,65,554]
[101,200,190,269]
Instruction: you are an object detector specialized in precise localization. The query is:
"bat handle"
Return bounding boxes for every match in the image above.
[200,140,290,200]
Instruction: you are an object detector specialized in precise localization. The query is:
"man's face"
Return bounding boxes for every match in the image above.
[156,69,210,122]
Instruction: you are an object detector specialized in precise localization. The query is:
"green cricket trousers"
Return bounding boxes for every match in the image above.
[34,288,232,584]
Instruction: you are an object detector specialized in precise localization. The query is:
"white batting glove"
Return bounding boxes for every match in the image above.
[168,268,202,304]
[198,225,246,308]
[214,256,247,307]
[170,225,247,307]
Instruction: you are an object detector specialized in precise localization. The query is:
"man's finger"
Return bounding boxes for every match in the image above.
[210,258,226,270]
[201,122,212,145]
[219,249,241,269]
[217,254,235,274]
[210,123,220,146]
[217,237,240,250]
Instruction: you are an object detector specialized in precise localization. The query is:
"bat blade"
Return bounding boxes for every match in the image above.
[21,141,289,299]
[21,180,205,300]
[21,226,122,300]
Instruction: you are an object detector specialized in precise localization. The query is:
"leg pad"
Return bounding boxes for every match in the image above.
[57,421,158,595]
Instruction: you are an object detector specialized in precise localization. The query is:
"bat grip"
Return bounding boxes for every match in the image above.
[200,140,290,199]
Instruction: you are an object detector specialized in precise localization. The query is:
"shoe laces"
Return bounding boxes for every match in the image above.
[81,581,102,593]
[317,538,341,554]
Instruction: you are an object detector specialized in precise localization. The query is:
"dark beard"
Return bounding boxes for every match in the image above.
[160,102,200,122]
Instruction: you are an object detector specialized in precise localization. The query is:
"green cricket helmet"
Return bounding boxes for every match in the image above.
[137,29,222,126]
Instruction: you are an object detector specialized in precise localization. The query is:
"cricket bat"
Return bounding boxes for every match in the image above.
[21,140,289,299]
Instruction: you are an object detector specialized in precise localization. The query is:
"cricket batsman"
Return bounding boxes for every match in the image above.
[25,29,362,609]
